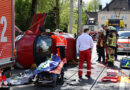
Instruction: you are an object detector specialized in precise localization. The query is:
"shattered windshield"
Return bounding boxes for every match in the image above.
[34,35,52,65]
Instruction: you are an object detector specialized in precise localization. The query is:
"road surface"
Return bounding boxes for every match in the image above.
[10,42,130,90]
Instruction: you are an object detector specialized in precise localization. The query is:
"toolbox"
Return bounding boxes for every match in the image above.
[120,58,130,69]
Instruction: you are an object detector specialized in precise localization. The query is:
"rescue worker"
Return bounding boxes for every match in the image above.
[103,25,109,64]
[96,31,105,64]
[51,30,67,64]
[106,26,117,67]
[76,28,94,79]
[115,33,119,61]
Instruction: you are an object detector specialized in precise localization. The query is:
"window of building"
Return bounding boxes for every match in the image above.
[101,15,105,20]
[89,26,94,31]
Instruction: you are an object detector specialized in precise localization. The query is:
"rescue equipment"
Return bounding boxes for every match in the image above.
[120,58,130,69]
[101,69,121,82]
[33,55,61,75]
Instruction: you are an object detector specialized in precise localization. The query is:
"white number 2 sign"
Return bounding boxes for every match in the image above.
[0,16,7,42]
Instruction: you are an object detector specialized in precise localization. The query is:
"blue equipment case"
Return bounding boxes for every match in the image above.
[120,57,130,69]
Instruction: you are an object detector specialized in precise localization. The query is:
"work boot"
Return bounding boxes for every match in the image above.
[102,61,106,64]
[107,62,111,67]
[85,75,91,79]
[108,62,113,67]
[111,62,114,67]
[79,76,82,79]
[105,62,108,65]
[96,60,101,63]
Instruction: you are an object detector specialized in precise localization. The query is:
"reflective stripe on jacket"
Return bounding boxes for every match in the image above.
[51,34,67,48]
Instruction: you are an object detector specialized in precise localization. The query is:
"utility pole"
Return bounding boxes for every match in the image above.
[69,0,73,34]
[77,0,82,36]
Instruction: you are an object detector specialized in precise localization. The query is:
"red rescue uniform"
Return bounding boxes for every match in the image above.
[77,32,94,77]
[51,33,67,63]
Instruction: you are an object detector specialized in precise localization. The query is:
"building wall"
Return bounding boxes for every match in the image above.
[83,25,98,31]
[98,11,130,29]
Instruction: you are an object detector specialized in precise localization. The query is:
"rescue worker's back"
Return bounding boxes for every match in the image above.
[76,28,94,79]
[76,33,93,52]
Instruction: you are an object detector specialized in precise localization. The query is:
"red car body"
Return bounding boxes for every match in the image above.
[15,13,76,68]
[16,31,76,68]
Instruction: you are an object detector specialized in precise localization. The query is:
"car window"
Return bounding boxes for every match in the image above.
[118,32,130,39]
[34,35,52,65]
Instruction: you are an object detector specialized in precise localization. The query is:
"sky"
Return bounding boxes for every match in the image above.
[83,0,111,7]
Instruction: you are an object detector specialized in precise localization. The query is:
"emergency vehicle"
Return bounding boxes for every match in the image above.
[106,19,125,31]
[0,0,15,70]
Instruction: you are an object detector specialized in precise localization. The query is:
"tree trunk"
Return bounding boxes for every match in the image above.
[56,0,60,29]
[32,0,38,17]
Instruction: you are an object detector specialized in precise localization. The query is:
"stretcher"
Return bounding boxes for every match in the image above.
[33,61,64,87]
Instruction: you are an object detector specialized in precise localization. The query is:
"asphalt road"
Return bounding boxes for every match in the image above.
[10,43,130,90]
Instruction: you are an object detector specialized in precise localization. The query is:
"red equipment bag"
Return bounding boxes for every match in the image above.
[101,76,121,82]
[101,69,121,82]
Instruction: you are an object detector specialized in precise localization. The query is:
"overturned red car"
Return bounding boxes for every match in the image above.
[15,13,76,68]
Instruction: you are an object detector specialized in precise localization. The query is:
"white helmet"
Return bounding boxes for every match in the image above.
[55,29,61,32]
[108,26,116,30]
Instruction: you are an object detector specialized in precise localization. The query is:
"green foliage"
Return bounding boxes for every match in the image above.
[82,1,88,25]
[59,0,80,34]
[15,0,32,31]
[37,0,55,13]
[82,10,88,25]
[71,8,78,34]
[60,0,88,34]
[42,10,56,32]
[59,0,70,32]
[87,0,101,12]
[15,0,89,34]
[37,0,56,32]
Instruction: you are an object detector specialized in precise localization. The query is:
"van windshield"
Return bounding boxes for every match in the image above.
[118,32,130,39]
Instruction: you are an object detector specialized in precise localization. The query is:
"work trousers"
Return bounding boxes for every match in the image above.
[78,49,91,77]
[115,45,118,60]
[107,47,115,62]
[56,46,67,63]
[97,47,105,62]
[105,46,108,63]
